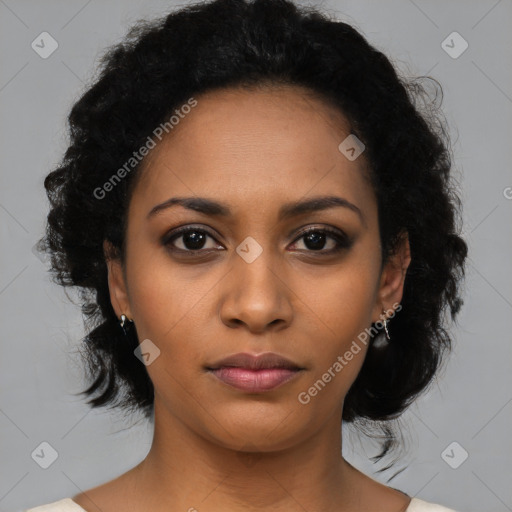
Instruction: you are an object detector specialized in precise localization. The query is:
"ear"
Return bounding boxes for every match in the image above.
[372,230,411,322]
[103,240,133,320]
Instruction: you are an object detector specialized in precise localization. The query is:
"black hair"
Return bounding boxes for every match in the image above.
[36,0,468,476]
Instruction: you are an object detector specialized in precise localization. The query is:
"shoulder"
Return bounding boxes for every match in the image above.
[25,498,87,511]
[406,497,460,512]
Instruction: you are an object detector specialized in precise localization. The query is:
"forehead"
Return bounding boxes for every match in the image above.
[130,85,375,222]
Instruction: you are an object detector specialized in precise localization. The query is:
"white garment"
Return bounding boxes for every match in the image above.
[406,497,458,511]
[25,499,84,511]
[24,496,459,511]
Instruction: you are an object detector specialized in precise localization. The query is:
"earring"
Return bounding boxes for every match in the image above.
[119,314,134,335]
[372,308,391,348]
[383,313,391,340]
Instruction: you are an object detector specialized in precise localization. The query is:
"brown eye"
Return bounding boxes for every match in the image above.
[162,225,352,256]
[290,227,353,254]
[163,226,222,253]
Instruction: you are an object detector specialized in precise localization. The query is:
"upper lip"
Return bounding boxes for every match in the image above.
[206,352,303,371]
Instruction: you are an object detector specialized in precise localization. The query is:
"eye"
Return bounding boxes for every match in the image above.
[163,226,223,253]
[162,225,353,256]
[290,227,353,254]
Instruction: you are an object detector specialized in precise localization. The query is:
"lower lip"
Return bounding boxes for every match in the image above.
[208,367,302,392]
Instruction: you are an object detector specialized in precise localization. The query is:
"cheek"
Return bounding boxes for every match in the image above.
[129,274,199,343]
[303,255,379,335]
[125,246,182,341]
[312,278,373,360]
[126,248,219,366]
[297,285,373,407]
[297,256,380,387]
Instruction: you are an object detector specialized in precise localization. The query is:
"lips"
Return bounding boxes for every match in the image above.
[205,352,303,371]
[205,352,304,392]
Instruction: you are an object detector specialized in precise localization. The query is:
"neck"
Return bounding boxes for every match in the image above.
[130,396,362,512]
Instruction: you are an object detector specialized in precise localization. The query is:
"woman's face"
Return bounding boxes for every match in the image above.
[106,85,409,452]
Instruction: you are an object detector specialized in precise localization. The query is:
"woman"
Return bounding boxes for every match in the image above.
[28,0,468,510]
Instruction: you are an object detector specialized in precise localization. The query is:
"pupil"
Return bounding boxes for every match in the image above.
[184,231,206,250]
[305,232,325,250]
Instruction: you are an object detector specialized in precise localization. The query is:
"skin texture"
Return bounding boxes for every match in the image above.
[73,85,412,512]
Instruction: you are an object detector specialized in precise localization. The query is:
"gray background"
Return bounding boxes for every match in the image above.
[1,1,511,511]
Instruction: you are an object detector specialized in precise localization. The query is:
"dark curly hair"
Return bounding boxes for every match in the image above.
[36,0,468,475]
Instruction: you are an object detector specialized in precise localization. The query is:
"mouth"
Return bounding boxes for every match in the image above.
[207,367,303,392]
[205,352,305,392]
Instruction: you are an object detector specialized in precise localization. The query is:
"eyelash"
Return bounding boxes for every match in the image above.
[162,224,353,256]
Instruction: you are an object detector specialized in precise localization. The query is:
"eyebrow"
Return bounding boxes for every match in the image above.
[147,195,365,225]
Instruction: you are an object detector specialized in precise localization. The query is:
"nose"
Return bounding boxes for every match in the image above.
[219,255,293,334]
